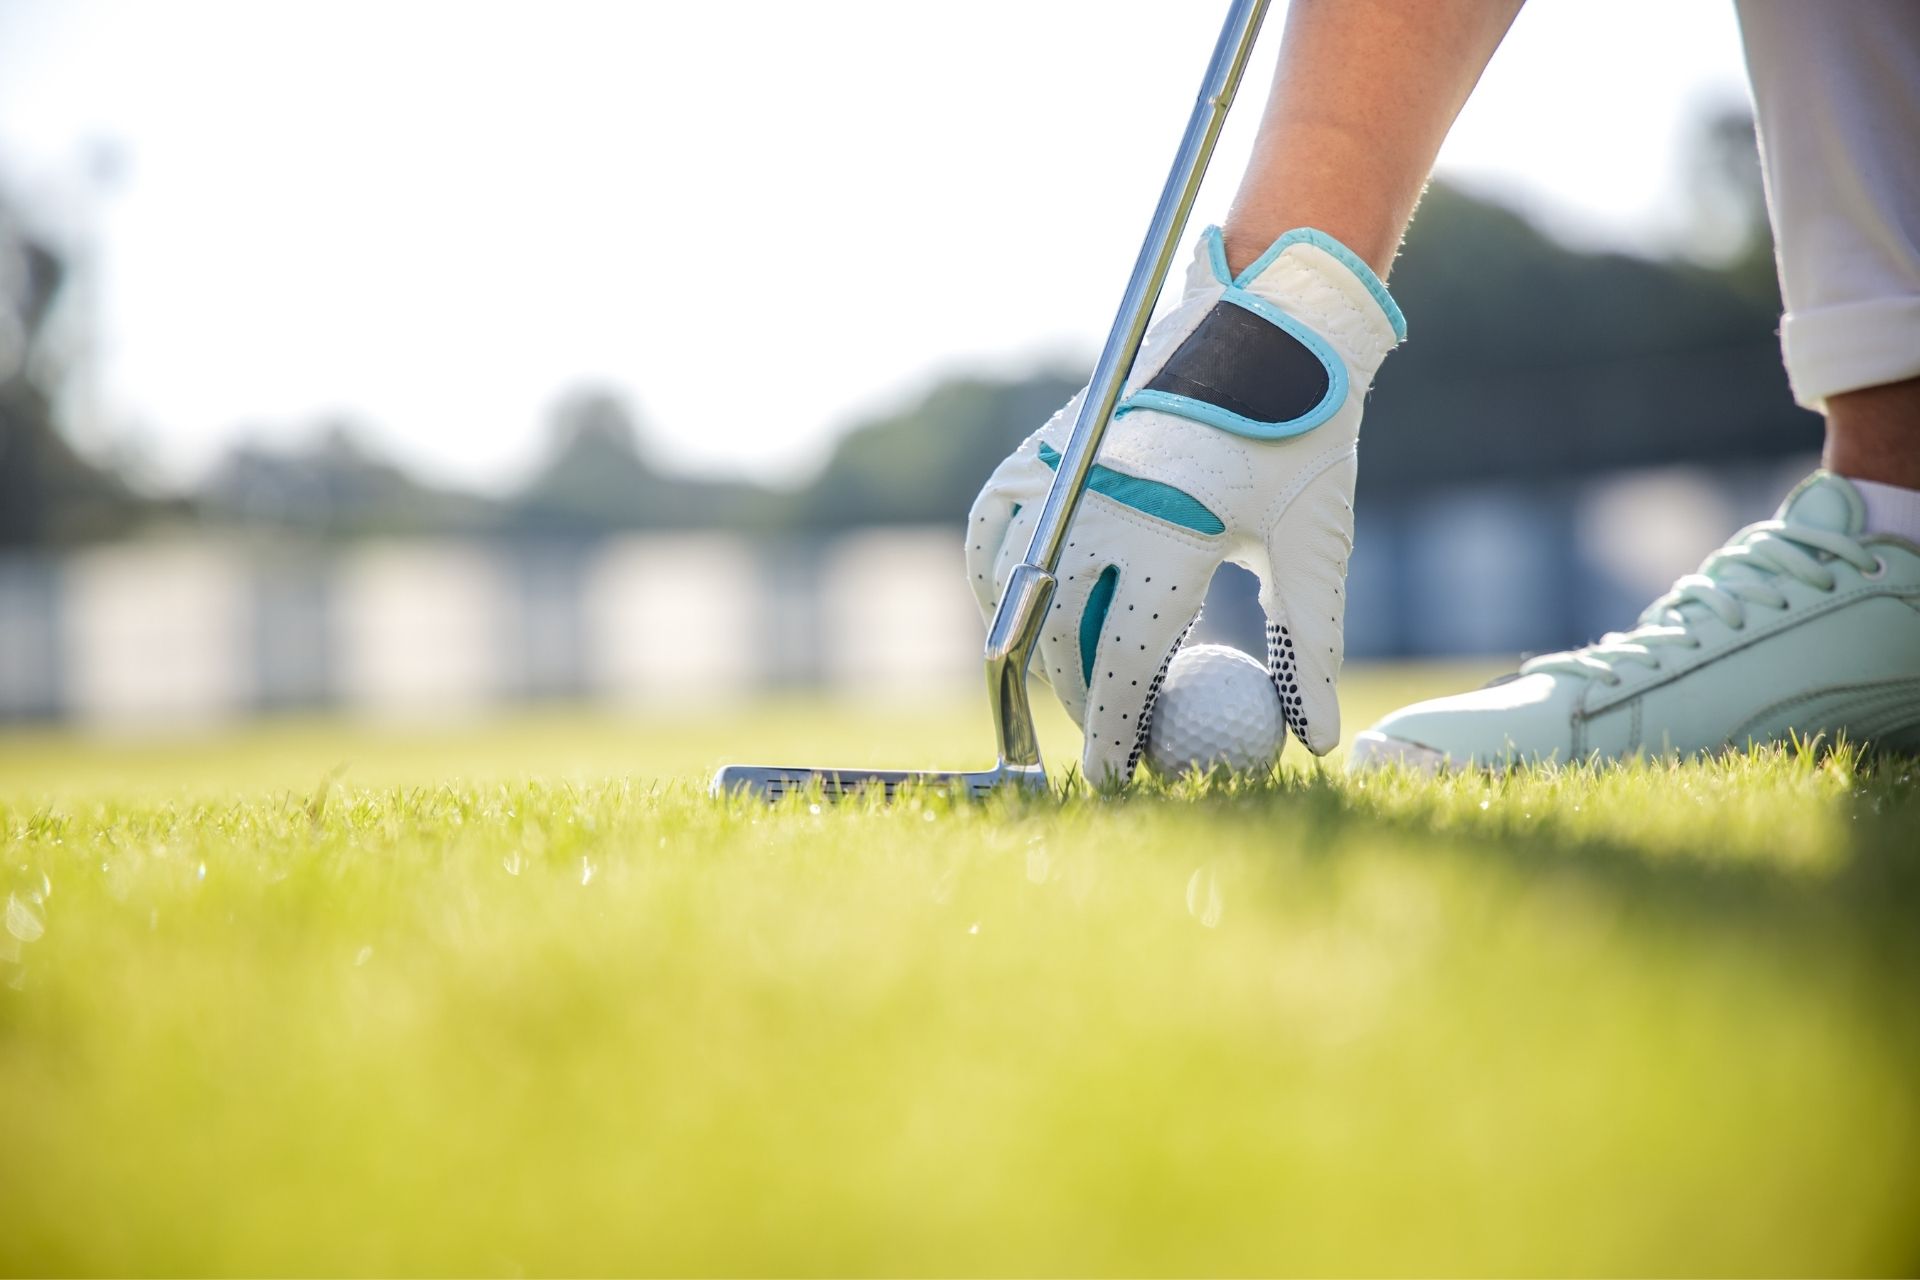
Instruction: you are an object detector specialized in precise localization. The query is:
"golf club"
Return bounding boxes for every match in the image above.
[713,0,1271,800]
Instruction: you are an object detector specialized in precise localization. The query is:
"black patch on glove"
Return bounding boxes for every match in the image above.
[1143,302,1329,425]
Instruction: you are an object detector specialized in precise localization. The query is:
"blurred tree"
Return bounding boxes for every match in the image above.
[788,369,1083,530]
[0,191,152,547]
[0,378,150,546]
[516,389,657,528]
[1683,105,1777,302]
[511,387,768,533]
[202,419,494,537]
[1360,178,1815,495]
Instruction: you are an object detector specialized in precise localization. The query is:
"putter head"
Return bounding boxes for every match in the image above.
[710,763,1047,802]
[713,564,1059,804]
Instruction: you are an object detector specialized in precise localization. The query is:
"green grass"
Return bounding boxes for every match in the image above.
[2,665,1917,1275]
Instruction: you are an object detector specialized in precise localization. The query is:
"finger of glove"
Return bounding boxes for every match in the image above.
[983,498,1062,693]
[1076,543,1215,789]
[965,450,1052,624]
[1258,457,1358,755]
[965,491,1018,623]
[1026,551,1114,729]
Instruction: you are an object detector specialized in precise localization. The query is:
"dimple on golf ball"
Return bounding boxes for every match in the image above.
[1144,643,1286,776]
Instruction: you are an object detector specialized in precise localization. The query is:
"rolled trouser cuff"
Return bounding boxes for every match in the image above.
[1780,295,1920,408]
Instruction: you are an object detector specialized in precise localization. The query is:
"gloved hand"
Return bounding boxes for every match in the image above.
[966,225,1404,785]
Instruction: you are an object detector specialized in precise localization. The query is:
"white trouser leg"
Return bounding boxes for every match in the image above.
[1736,0,1920,408]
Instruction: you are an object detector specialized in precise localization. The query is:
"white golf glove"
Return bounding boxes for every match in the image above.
[966,225,1405,785]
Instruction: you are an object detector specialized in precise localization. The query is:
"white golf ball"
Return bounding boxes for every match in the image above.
[1145,643,1286,776]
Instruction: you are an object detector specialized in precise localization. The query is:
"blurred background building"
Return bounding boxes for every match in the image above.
[0,1,1823,728]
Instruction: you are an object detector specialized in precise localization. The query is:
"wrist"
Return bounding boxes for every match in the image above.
[1221,208,1401,281]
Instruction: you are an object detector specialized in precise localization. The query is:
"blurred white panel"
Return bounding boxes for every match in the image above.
[584,535,760,705]
[1577,467,1737,601]
[820,528,976,698]
[65,539,249,728]
[334,541,505,716]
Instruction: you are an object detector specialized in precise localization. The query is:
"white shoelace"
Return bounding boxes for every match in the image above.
[1522,519,1879,686]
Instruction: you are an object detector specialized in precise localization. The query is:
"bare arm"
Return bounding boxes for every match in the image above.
[1223,0,1524,277]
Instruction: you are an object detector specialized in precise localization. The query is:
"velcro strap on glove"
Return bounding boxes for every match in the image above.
[1124,295,1345,439]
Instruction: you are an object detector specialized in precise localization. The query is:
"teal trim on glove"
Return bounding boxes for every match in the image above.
[1037,443,1225,536]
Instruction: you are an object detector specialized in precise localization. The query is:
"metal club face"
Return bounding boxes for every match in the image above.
[708,764,1047,802]
[709,563,1058,803]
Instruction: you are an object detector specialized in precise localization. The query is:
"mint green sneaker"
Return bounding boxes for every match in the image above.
[1349,471,1920,771]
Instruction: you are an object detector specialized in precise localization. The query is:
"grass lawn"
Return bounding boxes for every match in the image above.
[1,664,1916,1275]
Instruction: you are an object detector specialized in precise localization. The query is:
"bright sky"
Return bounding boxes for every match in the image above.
[0,0,1752,490]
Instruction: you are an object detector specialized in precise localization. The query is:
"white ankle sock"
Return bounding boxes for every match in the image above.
[1850,477,1920,543]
